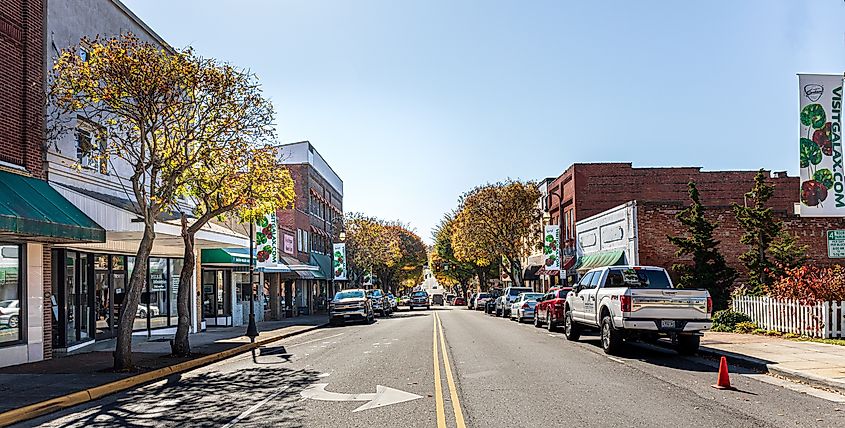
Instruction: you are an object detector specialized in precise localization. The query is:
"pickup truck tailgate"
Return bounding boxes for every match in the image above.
[628,289,708,319]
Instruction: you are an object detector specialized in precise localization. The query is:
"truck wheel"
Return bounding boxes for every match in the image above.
[564,310,580,341]
[534,313,542,328]
[601,315,623,355]
[677,335,700,355]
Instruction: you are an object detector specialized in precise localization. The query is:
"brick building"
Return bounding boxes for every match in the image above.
[546,162,798,254]
[269,141,343,317]
[0,0,105,367]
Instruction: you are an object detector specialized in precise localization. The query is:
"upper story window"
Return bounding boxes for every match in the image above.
[76,126,108,175]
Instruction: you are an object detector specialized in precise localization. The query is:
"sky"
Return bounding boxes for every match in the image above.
[122,0,845,243]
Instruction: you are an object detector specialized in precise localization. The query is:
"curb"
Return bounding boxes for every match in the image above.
[695,344,845,395]
[0,323,327,427]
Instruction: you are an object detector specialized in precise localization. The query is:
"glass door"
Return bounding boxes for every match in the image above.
[65,252,77,345]
[78,253,91,342]
[94,254,112,339]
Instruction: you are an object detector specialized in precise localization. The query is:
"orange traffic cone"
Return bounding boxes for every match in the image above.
[711,356,735,390]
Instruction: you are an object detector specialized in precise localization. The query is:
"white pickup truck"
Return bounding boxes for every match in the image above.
[563,266,712,355]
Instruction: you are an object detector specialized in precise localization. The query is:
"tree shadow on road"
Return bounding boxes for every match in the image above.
[42,367,321,428]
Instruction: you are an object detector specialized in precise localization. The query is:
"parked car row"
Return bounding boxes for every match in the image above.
[328,288,398,325]
[470,266,714,355]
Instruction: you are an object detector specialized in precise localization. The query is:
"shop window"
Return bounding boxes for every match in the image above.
[0,245,22,345]
[76,126,108,175]
[148,258,169,329]
[169,259,183,327]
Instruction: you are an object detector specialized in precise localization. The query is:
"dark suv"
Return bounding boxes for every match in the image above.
[409,290,430,310]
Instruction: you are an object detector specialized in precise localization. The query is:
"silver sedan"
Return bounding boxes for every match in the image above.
[510,292,544,322]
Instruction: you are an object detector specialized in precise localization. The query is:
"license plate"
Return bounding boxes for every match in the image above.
[661,320,675,329]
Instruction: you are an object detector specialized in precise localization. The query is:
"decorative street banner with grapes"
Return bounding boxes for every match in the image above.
[543,225,561,273]
[333,243,347,280]
[255,213,278,268]
[799,74,845,216]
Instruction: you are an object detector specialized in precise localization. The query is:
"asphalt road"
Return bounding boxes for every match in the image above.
[18,306,845,427]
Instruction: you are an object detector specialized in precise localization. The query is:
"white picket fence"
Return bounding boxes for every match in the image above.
[731,296,845,338]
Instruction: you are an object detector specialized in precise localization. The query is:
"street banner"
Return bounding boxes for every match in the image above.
[255,213,278,267]
[799,74,845,216]
[543,225,561,272]
[333,243,347,280]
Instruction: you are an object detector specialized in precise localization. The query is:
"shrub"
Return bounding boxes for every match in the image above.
[783,332,800,339]
[734,321,758,334]
[712,309,752,331]
[764,330,783,337]
[769,264,845,304]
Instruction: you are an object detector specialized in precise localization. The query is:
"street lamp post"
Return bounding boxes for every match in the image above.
[246,215,258,341]
[545,188,563,288]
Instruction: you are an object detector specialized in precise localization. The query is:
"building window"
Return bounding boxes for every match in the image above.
[0,244,22,345]
[297,229,309,253]
[76,127,108,175]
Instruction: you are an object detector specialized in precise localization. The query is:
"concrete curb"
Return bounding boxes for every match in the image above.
[0,323,327,427]
[696,345,845,395]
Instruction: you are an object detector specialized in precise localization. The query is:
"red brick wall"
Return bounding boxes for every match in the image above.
[573,163,798,221]
[0,0,44,178]
[636,201,845,284]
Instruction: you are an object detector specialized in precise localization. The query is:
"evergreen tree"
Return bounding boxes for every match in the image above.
[668,181,737,310]
[733,169,782,295]
[769,230,807,281]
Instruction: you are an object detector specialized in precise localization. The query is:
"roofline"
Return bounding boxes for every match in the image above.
[275,140,345,186]
[109,0,175,53]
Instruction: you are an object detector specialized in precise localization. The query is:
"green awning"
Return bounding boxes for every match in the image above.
[0,170,105,242]
[573,250,626,273]
[310,253,331,280]
[201,248,251,265]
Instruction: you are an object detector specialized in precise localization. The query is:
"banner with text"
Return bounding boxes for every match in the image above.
[255,213,278,268]
[333,243,347,280]
[543,225,561,273]
[799,74,845,216]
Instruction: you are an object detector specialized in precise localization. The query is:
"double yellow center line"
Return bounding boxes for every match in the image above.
[433,312,466,428]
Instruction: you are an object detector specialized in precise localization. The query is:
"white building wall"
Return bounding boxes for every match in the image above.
[575,201,639,265]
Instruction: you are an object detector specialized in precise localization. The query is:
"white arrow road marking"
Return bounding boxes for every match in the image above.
[300,383,423,412]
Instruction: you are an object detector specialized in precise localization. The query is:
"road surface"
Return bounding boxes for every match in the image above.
[19,306,845,427]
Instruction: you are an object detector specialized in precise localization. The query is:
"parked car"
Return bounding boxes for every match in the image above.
[495,286,534,317]
[409,290,430,310]
[534,287,572,331]
[468,293,478,309]
[453,296,466,306]
[446,294,455,305]
[564,266,712,355]
[474,293,493,311]
[510,292,544,322]
[367,289,391,316]
[399,295,410,306]
[485,297,498,314]
[0,300,20,329]
[135,304,160,318]
[386,293,399,311]
[329,289,374,325]
[431,294,445,306]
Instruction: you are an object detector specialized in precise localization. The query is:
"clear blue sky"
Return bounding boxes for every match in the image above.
[123,0,845,243]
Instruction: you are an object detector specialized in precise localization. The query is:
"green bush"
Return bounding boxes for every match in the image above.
[712,309,752,331]
[764,330,783,337]
[733,321,758,334]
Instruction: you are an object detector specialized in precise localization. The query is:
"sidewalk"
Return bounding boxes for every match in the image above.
[700,332,845,394]
[0,315,327,414]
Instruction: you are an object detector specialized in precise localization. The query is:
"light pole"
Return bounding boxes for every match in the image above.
[246,218,258,341]
[545,188,563,289]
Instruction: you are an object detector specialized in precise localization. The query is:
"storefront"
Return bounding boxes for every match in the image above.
[51,250,185,351]
[0,169,106,367]
[200,248,267,327]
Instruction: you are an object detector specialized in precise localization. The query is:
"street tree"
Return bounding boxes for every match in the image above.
[376,224,427,294]
[49,34,286,369]
[343,213,396,286]
[768,230,807,282]
[172,144,295,357]
[667,182,737,310]
[452,180,541,287]
[431,213,490,295]
[733,169,782,295]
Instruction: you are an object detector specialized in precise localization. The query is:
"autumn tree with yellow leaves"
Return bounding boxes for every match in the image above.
[50,34,291,369]
[451,180,541,288]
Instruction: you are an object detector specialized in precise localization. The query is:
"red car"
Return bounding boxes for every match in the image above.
[534,287,572,331]
[453,296,466,306]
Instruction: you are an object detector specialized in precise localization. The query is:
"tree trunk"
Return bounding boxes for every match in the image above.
[510,258,524,288]
[172,215,196,357]
[114,223,155,371]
